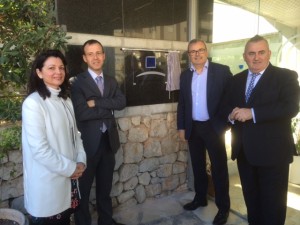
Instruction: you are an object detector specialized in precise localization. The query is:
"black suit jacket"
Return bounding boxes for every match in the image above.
[70,71,126,156]
[228,64,300,166]
[177,61,232,139]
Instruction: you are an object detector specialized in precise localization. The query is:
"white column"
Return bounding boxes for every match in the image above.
[188,0,198,40]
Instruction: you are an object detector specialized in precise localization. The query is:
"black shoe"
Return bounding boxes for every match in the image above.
[213,210,229,225]
[112,219,125,225]
[183,199,208,210]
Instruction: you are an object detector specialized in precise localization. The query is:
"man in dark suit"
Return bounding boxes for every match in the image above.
[228,35,300,225]
[70,39,126,225]
[177,39,232,225]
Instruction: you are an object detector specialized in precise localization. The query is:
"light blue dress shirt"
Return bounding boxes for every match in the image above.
[191,61,210,121]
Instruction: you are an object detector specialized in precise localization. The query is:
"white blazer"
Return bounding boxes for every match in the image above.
[22,88,86,217]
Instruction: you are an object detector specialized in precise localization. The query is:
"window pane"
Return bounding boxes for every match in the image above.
[56,0,187,41]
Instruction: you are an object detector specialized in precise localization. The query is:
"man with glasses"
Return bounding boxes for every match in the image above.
[177,39,232,225]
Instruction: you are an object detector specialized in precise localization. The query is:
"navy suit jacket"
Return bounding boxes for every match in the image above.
[228,64,300,166]
[177,61,232,139]
[70,71,126,156]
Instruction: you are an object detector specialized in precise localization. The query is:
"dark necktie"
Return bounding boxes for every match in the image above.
[245,73,259,102]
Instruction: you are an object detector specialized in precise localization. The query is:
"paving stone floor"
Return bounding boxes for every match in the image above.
[99,173,300,225]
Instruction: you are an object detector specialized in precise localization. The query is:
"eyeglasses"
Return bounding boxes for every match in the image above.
[188,48,206,55]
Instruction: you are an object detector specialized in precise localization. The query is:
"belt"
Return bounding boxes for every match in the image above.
[193,120,209,123]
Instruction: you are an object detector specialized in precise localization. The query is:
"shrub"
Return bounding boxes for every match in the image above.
[0,125,22,160]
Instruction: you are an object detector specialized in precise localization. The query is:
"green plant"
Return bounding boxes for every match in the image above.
[0,97,23,122]
[0,124,21,160]
[0,0,71,94]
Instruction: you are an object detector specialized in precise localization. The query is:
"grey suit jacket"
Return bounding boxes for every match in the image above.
[70,71,126,155]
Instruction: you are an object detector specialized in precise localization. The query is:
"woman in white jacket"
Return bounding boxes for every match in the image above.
[22,50,86,225]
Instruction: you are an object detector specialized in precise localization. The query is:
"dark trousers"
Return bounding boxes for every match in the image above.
[188,121,230,212]
[237,150,289,225]
[75,132,115,225]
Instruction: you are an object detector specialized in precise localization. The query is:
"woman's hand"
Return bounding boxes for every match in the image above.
[71,162,86,179]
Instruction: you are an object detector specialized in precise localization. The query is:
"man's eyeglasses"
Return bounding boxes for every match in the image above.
[188,48,206,55]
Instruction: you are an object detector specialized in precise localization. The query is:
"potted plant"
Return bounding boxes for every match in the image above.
[289,117,300,184]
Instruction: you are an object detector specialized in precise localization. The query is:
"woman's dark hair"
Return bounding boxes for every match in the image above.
[27,49,70,100]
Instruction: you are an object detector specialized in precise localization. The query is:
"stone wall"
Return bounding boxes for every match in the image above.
[0,149,23,208]
[89,111,189,210]
[0,103,190,210]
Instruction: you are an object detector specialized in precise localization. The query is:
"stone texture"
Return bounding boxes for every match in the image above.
[142,116,151,128]
[144,139,162,158]
[115,198,137,211]
[139,158,159,172]
[124,176,139,190]
[128,125,148,142]
[118,117,132,131]
[114,146,124,170]
[0,111,192,209]
[135,184,146,203]
[131,116,141,126]
[177,150,188,162]
[138,172,151,185]
[117,190,135,204]
[150,119,168,138]
[145,183,162,197]
[159,153,177,164]
[162,175,179,191]
[0,176,23,201]
[124,142,143,163]
[0,162,22,181]
[161,136,179,154]
[119,164,139,182]
[113,171,120,185]
[173,162,186,174]
[157,164,173,178]
[111,182,124,197]
[118,130,127,144]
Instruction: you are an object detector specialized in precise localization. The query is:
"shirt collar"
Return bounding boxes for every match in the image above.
[189,60,209,72]
[248,63,269,76]
[88,68,103,80]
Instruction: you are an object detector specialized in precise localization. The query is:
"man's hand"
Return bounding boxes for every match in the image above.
[87,100,95,108]
[178,130,186,141]
[230,107,253,122]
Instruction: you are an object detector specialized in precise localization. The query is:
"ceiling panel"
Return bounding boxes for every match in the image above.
[219,0,300,28]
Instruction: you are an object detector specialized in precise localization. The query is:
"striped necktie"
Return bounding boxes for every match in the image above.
[245,73,259,102]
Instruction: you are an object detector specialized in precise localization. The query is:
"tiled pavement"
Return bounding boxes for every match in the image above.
[111,176,299,225]
[88,164,300,225]
[112,190,247,225]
